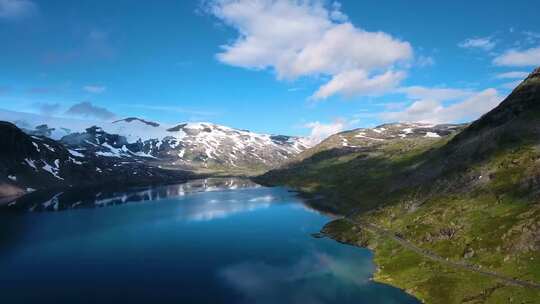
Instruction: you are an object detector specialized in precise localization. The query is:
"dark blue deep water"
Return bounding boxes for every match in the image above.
[0,179,419,304]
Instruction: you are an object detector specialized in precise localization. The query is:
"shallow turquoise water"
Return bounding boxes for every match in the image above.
[0,179,420,304]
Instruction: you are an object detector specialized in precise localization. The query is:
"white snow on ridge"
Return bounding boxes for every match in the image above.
[96,151,121,158]
[425,132,440,138]
[107,119,183,143]
[42,192,63,209]
[129,151,157,159]
[24,159,37,170]
[42,161,64,180]
[68,149,85,158]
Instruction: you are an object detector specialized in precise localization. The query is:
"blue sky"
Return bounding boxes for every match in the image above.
[1,0,539,139]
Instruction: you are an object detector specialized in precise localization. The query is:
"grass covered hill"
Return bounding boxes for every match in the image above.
[256,67,540,303]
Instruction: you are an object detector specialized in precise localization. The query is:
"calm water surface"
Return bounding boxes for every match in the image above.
[0,179,419,304]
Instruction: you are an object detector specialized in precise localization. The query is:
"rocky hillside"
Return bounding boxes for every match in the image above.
[257,68,540,303]
[294,122,465,162]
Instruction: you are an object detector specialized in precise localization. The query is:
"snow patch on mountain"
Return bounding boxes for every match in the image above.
[1,109,313,171]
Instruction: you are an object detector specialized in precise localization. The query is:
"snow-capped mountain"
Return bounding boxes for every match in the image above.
[338,123,465,145]
[0,121,195,201]
[0,110,311,173]
[134,122,310,171]
[294,122,466,161]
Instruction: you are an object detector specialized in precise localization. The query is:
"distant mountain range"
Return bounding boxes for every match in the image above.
[292,122,466,162]
[0,108,478,202]
[0,111,312,169]
[0,112,312,200]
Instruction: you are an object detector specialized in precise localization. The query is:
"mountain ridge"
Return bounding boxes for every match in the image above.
[0,111,312,175]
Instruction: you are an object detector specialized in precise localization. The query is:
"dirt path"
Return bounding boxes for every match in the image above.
[341,216,540,290]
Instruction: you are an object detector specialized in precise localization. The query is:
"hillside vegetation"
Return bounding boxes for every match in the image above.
[256,67,540,303]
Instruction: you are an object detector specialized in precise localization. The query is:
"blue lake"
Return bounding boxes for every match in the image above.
[0,179,420,304]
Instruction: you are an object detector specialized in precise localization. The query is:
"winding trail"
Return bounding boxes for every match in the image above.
[341,216,540,290]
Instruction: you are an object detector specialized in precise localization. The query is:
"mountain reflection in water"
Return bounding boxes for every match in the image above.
[6,178,267,213]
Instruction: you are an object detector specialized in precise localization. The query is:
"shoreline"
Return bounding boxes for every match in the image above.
[282,186,540,303]
[280,186,426,303]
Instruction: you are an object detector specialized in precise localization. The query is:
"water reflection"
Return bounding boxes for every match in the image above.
[219,250,375,304]
[176,194,275,222]
[5,178,261,212]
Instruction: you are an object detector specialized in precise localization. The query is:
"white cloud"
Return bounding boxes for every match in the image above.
[458,37,496,51]
[312,70,405,100]
[397,86,473,101]
[381,88,502,124]
[495,71,529,79]
[493,46,540,66]
[0,0,36,20]
[209,0,412,99]
[303,120,346,145]
[83,85,107,94]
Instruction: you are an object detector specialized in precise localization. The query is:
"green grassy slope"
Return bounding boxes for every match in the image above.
[256,67,540,303]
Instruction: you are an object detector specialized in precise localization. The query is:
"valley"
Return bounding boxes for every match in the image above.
[2,1,538,303]
[2,69,540,304]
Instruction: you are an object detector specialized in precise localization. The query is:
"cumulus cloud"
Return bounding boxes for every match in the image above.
[208,0,412,99]
[65,101,116,120]
[0,0,37,20]
[493,46,540,66]
[312,70,405,100]
[83,85,107,94]
[495,71,530,79]
[304,120,346,145]
[381,88,502,124]
[458,37,496,51]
